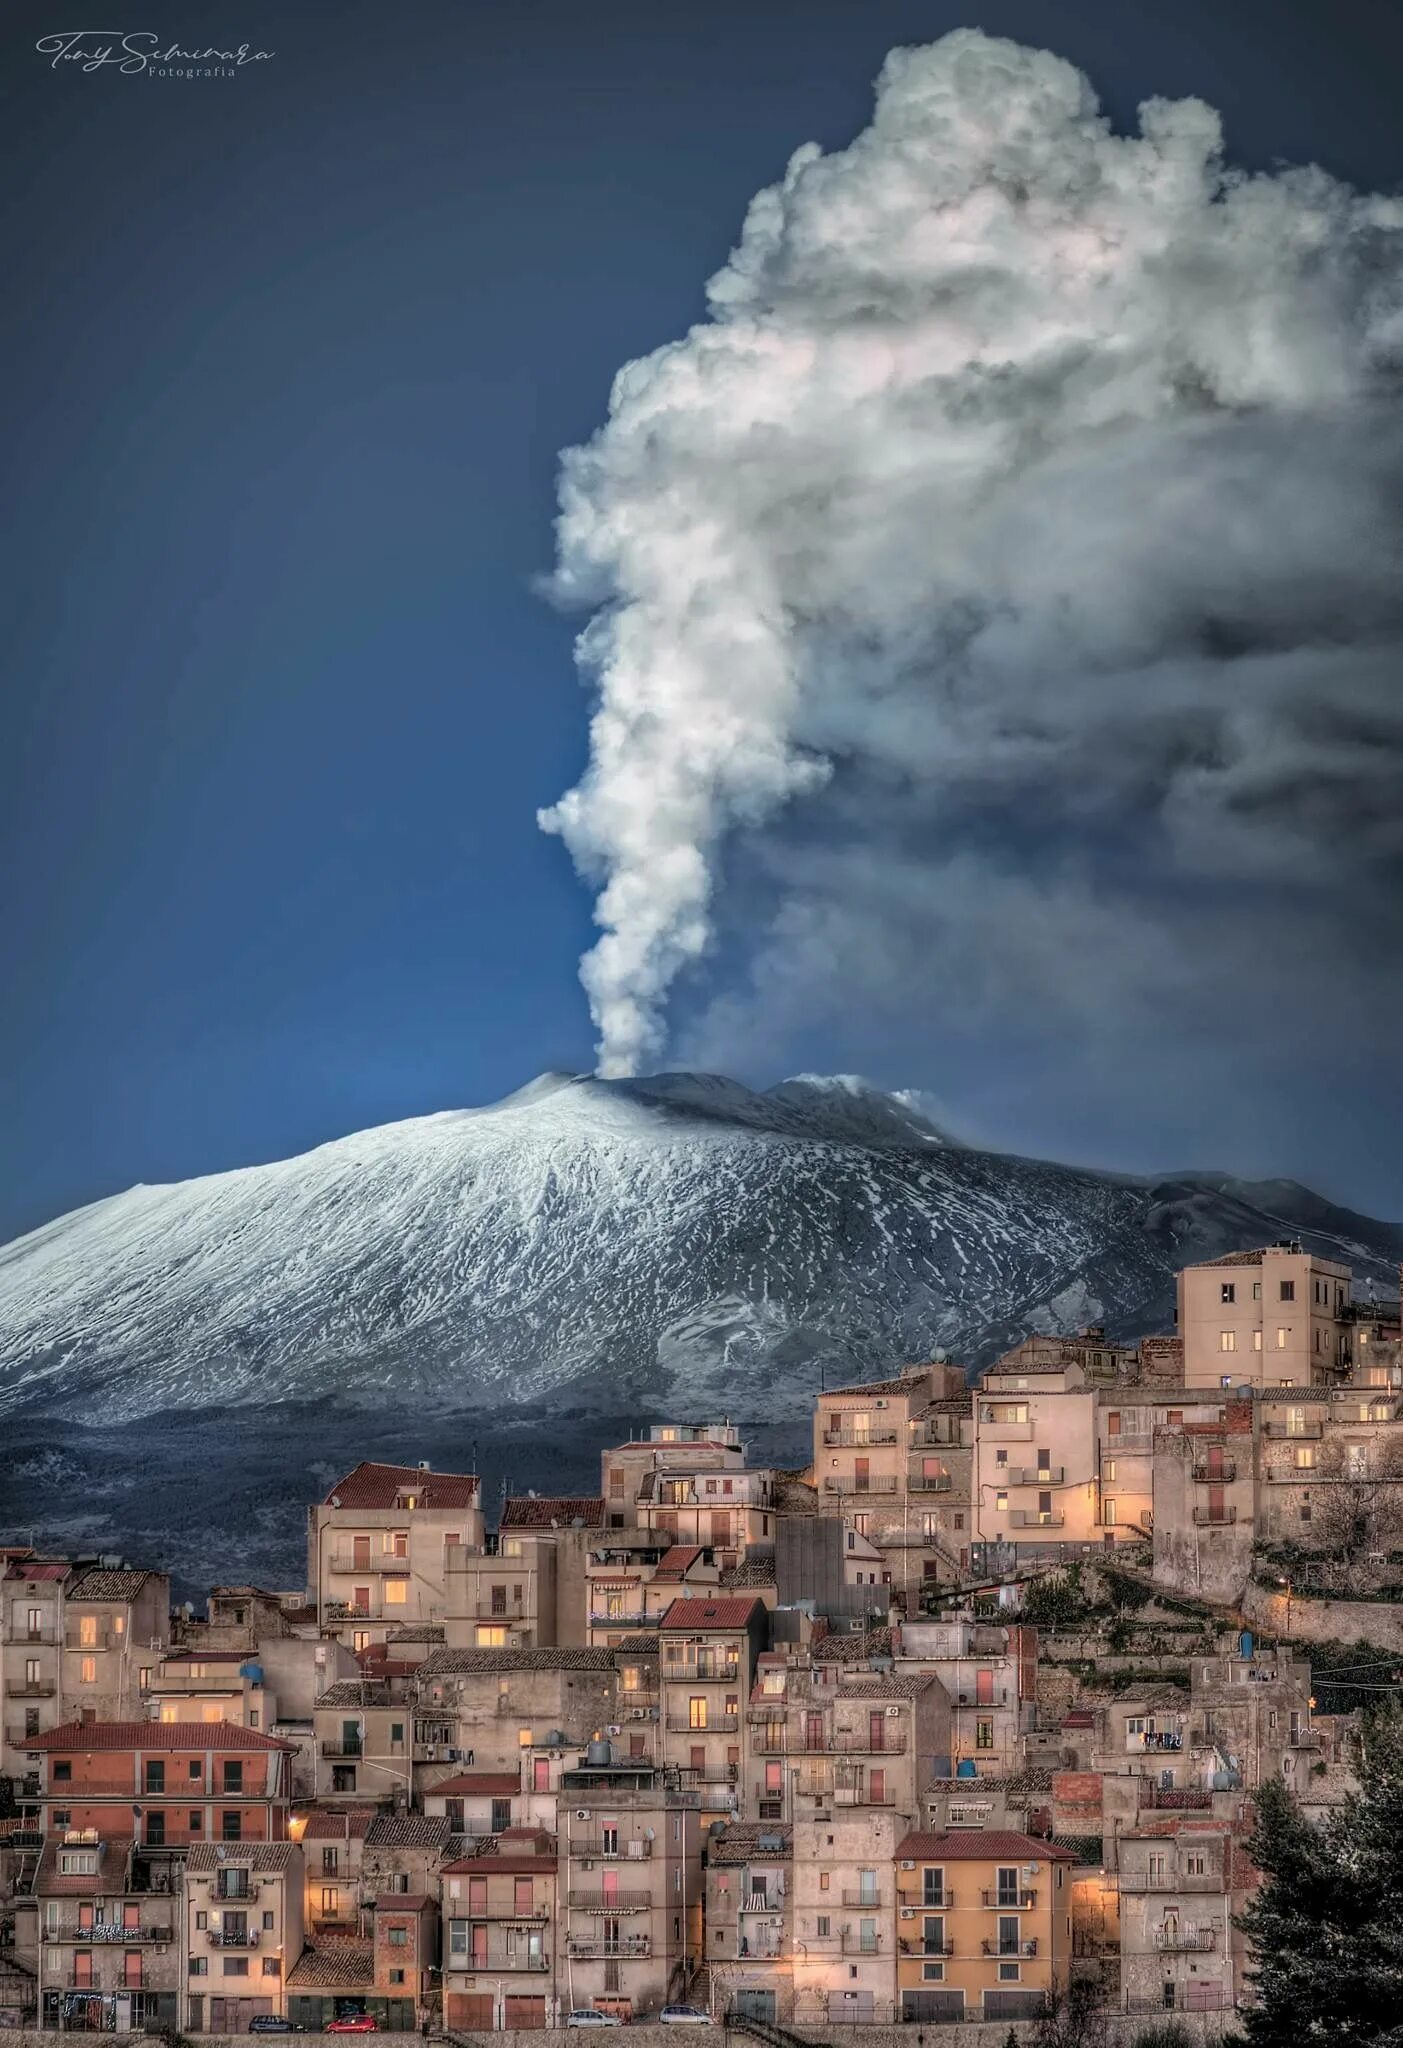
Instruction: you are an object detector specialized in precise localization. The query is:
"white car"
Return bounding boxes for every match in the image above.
[566,2013,624,2029]
[659,2010,715,2026]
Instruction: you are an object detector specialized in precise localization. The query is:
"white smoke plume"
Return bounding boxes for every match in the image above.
[541,29,1403,1078]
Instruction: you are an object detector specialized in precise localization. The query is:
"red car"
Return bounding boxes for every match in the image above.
[325,2019,377,2034]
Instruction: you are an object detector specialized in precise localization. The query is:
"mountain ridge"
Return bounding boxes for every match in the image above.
[1,1070,1398,1427]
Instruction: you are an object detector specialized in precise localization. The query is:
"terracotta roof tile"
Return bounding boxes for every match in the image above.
[706,1823,792,1866]
[187,1842,298,1873]
[499,1497,605,1530]
[65,1568,161,1603]
[419,1647,615,1675]
[323,1462,478,1510]
[299,1809,377,1841]
[287,1939,375,1990]
[652,1546,705,1582]
[659,1597,764,1631]
[426,1774,520,1798]
[363,1815,453,1849]
[30,1720,292,1752]
[896,1829,1076,1863]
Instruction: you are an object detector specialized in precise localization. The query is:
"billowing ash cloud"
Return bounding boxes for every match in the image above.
[541,29,1403,1079]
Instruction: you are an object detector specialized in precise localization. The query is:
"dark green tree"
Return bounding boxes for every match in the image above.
[1237,1708,1403,2046]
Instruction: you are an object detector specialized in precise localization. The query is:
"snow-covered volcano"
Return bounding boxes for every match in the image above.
[1,1071,1398,1424]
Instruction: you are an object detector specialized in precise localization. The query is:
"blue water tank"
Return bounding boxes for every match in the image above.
[1238,1631,1254,1661]
[239,1663,264,1684]
[955,1757,978,1779]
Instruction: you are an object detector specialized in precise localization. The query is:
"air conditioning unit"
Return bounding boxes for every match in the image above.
[576,1809,592,1821]
[900,1908,916,1920]
[425,1747,438,1760]
[886,1706,900,1717]
[607,1726,622,1738]
[900,1860,915,1871]
[628,1708,647,1721]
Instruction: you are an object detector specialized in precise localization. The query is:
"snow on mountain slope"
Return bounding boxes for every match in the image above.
[1,1071,1398,1424]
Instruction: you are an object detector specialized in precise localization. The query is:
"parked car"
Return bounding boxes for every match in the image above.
[325,2018,378,2034]
[566,2012,625,2028]
[660,2010,715,2026]
[249,2022,300,2036]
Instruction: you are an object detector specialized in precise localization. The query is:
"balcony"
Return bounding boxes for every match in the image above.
[823,1429,900,1447]
[213,1884,260,1904]
[1128,1731,1183,1753]
[320,1742,366,1759]
[1191,1507,1237,1526]
[1191,1462,1237,1485]
[44,1924,174,1945]
[912,1893,955,1911]
[1118,1872,1222,1893]
[566,1937,651,1960]
[739,1893,784,1913]
[824,1730,907,1755]
[982,1938,1038,1957]
[1006,1467,1065,1487]
[831,1786,896,1807]
[11,1683,56,1700]
[899,1938,954,1957]
[567,1890,651,1914]
[841,1892,883,1909]
[1154,1927,1217,1952]
[840,1933,883,1956]
[580,1840,653,1862]
[1143,1788,1212,1811]
[666,1714,740,1733]
[981,1889,1036,1909]
[590,1612,649,1628]
[1264,1421,1324,1440]
[456,1953,550,1974]
[332,1553,411,1574]
[7,1628,56,1646]
[950,1690,1009,1710]
[1008,1512,1065,1529]
[822,1476,899,1495]
[64,1627,115,1651]
[209,1929,260,1948]
[977,1415,1033,1441]
[907,1474,953,1494]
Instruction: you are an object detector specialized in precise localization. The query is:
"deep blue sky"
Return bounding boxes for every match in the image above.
[3,0,1402,1241]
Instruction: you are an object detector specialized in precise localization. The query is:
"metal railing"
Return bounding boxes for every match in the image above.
[898,1937,954,1957]
[982,1938,1038,1957]
[839,1934,883,1955]
[822,1429,899,1448]
[1192,1507,1236,1526]
[331,1554,411,1574]
[1005,1467,1065,1487]
[1191,1462,1238,1484]
[43,1924,174,1945]
[579,1840,653,1861]
[1009,1512,1065,1529]
[907,1476,953,1494]
[209,1929,260,1948]
[10,1683,57,1700]
[1263,1421,1324,1440]
[566,1937,651,1959]
[1118,1872,1223,1893]
[567,1890,651,1913]
[981,1889,1036,1909]
[666,1714,739,1733]
[1154,1928,1216,1952]
[822,1477,899,1495]
[841,1892,882,1909]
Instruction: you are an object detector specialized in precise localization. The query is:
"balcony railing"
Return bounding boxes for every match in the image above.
[320,1742,367,1759]
[907,1475,953,1494]
[209,1929,260,1947]
[566,1937,651,1960]
[1005,1467,1065,1487]
[898,1938,953,1957]
[590,1612,649,1628]
[44,1925,174,1945]
[831,1786,896,1807]
[580,1840,653,1861]
[911,1893,955,1911]
[661,1661,740,1682]
[981,1889,1036,1909]
[567,1890,651,1913]
[982,1938,1039,1957]
[213,1884,260,1903]
[1128,1731,1183,1753]
[1154,1927,1216,1952]
[1118,1872,1222,1893]
[666,1714,740,1733]
[739,1893,784,1913]
[822,1476,899,1495]
[1191,1507,1237,1526]
[1009,1512,1065,1529]
[950,1690,1010,1710]
[841,1892,882,1909]
[456,1952,550,1973]
[64,1627,115,1651]
[822,1429,899,1447]
[977,1416,1033,1440]
[840,1933,883,1955]
[1264,1421,1324,1440]
[1192,1462,1237,1485]
[10,1683,57,1700]
[332,1554,411,1574]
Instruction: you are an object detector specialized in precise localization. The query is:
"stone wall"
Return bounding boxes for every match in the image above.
[0,2018,1241,2048]
[1241,1581,1403,1652]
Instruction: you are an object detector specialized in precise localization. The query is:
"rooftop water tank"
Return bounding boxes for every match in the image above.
[585,1737,614,1767]
[239,1664,263,1684]
[956,1757,978,1779]
[1239,1630,1254,1661]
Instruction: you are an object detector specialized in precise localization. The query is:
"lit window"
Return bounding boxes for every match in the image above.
[995,1492,1008,1512]
[1219,1332,1236,1353]
[1276,1329,1288,1350]
[1221,1284,1236,1304]
[476,1626,506,1647]
[384,1580,407,1606]
[80,1657,96,1685]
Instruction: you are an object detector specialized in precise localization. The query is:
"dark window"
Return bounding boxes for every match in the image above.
[221,1812,242,1843]
[189,1760,202,1779]
[145,1762,165,1794]
[1280,1281,1295,1302]
[222,1762,243,1794]
[1221,1283,1235,1303]
[189,1812,202,1833]
[491,1799,511,1832]
[54,1761,72,1783]
[145,1813,165,1847]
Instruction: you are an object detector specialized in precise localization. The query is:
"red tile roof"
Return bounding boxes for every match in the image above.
[299,1809,376,1841]
[442,1855,557,1876]
[652,1547,705,1582]
[29,1720,293,1752]
[374,1894,436,1913]
[427,1774,520,1798]
[660,1596,763,1630]
[499,1497,605,1530]
[896,1830,1076,1863]
[4,1561,69,1582]
[323,1462,479,1510]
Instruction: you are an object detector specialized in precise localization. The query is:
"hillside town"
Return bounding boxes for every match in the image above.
[1,1241,1401,2037]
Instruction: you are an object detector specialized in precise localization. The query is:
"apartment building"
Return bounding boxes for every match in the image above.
[309,1463,484,1649]
[601,1426,746,1533]
[1117,1819,1252,2016]
[788,1811,899,2025]
[285,1897,430,2035]
[557,1741,702,2020]
[444,1535,559,1653]
[182,1840,304,2033]
[638,1466,776,1567]
[494,1497,607,1647]
[413,1647,620,1776]
[894,1830,1075,2024]
[973,1362,1155,1558]
[658,1598,767,1821]
[27,1721,293,1850]
[705,1822,793,2025]
[442,1829,558,2028]
[148,1635,359,1731]
[585,1540,721,1648]
[22,1829,181,2032]
[895,1619,1038,1776]
[313,1681,414,1806]
[296,1808,374,1937]
[747,1658,950,1828]
[1178,1245,1355,1390]
[811,1366,974,1595]
[3,1561,170,1792]
[424,1769,526,1835]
